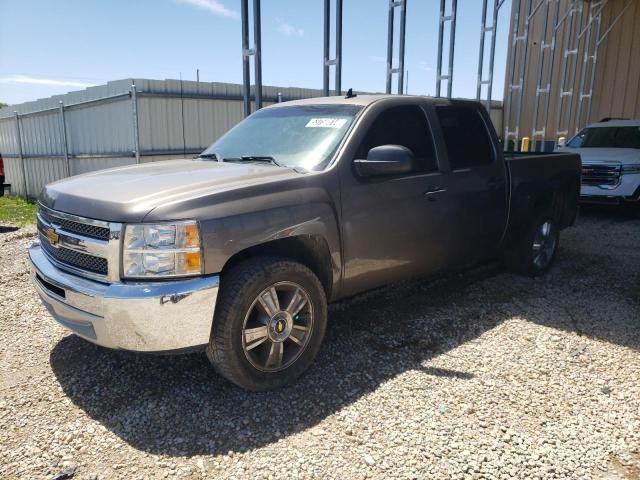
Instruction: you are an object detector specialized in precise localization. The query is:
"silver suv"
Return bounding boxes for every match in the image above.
[557,119,640,205]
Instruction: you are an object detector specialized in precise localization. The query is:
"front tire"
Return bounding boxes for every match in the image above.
[206,257,327,391]
[504,210,559,276]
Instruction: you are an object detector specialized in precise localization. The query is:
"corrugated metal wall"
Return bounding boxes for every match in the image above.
[504,0,639,150]
[591,0,640,122]
[0,77,503,199]
[0,78,328,199]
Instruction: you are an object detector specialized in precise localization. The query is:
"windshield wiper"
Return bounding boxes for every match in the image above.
[235,156,309,173]
[224,155,283,167]
[200,153,307,173]
[196,153,220,161]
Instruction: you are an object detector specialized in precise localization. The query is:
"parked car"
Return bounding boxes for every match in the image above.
[29,95,581,390]
[556,119,640,206]
[0,153,5,197]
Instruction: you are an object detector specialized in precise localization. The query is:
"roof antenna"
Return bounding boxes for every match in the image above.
[345,88,356,99]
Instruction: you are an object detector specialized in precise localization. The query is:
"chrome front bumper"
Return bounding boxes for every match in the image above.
[29,242,219,353]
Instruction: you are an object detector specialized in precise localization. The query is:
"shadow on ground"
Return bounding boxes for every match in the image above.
[0,225,19,234]
[49,209,640,457]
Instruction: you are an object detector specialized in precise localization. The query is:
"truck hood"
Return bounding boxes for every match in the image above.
[559,147,640,164]
[39,159,302,222]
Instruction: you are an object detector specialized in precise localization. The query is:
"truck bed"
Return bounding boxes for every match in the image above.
[504,151,582,234]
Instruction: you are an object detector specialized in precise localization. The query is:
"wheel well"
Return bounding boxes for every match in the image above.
[532,190,574,228]
[221,235,334,299]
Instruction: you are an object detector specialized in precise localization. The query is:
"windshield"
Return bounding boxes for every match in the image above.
[201,104,362,170]
[567,126,640,149]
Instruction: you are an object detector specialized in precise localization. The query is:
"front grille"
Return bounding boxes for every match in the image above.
[39,207,110,241]
[39,231,108,275]
[37,205,112,279]
[581,164,621,186]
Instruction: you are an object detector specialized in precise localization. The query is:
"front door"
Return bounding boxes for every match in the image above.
[339,103,450,296]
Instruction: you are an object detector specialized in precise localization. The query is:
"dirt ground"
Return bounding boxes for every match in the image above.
[0,208,639,479]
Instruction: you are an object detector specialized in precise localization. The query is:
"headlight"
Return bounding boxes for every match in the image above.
[122,221,203,279]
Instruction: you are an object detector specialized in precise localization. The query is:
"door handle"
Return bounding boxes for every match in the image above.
[424,187,447,196]
[424,187,447,201]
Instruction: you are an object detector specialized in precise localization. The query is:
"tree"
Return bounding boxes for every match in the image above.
[0,102,8,109]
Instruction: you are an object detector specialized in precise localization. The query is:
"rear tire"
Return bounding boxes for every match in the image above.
[504,210,559,276]
[206,257,327,391]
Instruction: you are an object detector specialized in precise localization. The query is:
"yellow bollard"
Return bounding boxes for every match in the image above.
[520,137,530,152]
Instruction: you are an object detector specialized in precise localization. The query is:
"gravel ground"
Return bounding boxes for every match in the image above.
[1,209,639,480]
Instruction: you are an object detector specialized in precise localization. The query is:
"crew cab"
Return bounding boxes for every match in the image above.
[557,119,640,206]
[30,95,581,390]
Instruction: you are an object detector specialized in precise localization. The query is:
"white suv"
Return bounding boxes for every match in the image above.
[557,119,640,205]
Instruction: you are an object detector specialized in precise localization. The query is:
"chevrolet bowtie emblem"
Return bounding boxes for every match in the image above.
[46,228,59,246]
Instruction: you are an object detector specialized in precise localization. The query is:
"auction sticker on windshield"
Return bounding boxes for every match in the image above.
[305,118,348,128]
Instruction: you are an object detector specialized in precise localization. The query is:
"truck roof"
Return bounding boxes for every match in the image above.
[586,119,640,128]
[265,94,464,109]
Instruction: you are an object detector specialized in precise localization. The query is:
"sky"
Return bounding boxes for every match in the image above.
[0,0,512,106]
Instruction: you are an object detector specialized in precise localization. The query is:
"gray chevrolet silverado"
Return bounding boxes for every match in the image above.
[30,95,581,390]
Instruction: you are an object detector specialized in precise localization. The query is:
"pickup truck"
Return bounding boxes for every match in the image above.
[556,119,640,207]
[30,95,581,390]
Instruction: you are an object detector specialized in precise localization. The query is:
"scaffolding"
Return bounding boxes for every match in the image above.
[529,0,561,152]
[386,0,408,95]
[323,0,343,96]
[435,0,458,98]
[574,0,633,134]
[476,0,508,114]
[501,0,632,150]
[554,0,584,139]
[237,0,633,153]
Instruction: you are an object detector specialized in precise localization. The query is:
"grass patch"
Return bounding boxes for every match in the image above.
[0,197,37,226]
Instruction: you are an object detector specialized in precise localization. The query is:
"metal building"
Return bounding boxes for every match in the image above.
[503,0,640,151]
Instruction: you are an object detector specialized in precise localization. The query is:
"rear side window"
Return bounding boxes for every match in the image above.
[436,105,493,169]
[357,106,438,172]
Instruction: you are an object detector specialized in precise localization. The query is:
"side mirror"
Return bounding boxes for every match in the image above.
[354,145,414,177]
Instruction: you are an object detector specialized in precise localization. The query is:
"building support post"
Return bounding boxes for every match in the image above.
[58,101,71,177]
[14,111,28,199]
[131,84,141,164]
[241,0,262,116]
[253,0,263,109]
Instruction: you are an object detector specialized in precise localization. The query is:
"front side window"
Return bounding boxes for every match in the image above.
[567,126,640,149]
[201,104,362,170]
[436,105,494,169]
[357,105,438,172]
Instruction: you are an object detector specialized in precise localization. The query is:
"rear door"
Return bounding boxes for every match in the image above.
[426,102,508,268]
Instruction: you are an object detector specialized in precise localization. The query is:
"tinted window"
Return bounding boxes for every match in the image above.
[567,126,640,149]
[358,106,437,172]
[436,106,493,169]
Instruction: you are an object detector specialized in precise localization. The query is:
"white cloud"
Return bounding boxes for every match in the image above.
[276,22,304,37]
[175,0,239,19]
[0,75,96,88]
